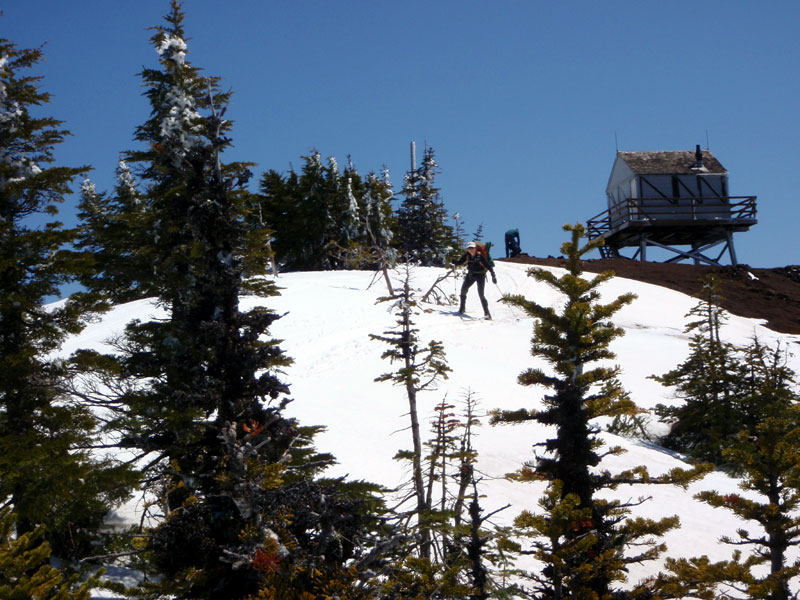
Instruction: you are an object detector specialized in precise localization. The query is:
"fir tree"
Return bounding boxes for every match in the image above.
[257,151,376,271]
[257,166,306,269]
[395,146,455,266]
[371,264,452,561]
[295,150,333,269]
[493,224,707,599]
[364,168,396,256]
[426,392,514,599]
[0,36,133,559]
[329,162,369,268]
[370,272,510,598]
[75,160,151,302]
[653,275,750,466]
[370,265,450,559]
[452,212,467,249]
[361,169,397,282]
[72,4,386,597]
[256,153,396,273]
[658,340,800,600]
[376,390,512,599]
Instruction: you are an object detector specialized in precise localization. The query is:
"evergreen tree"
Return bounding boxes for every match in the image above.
[257,166,306,269]
[329,160,368,268]
[371,272,511,598]
[371,264,452,561]
[294,150,333,269]
[75,160,151,302]
[257,151,387,271]
[493,224,707,599]
[364,168,396,254]
[322,154,359,268]
[423,392,514,599]
[653,275,750,466]
[0,37,133,559]
[658,340,800,600]
[452,212,467,250]
[357,168,398,294]
[72,4,386,597]
[395,146,455,266]
[343,173,363,242]
[361,169,397,270]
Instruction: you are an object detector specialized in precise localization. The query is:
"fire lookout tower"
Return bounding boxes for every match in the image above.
[587,146,757,266]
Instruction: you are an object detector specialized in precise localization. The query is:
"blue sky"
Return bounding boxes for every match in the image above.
[6,1,799,269]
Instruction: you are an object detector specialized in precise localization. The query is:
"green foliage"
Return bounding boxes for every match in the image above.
[419,392,514,598]
[257,153,330,271]
[380,555,476,599]
[0,35,134,559]
[371,265,452,398]
[494,224,707,599]
[254,144,459,274]
[0,509,101,600]
[653,275,748,465]
[75,162,152,302]
[370,272,514,597]
[660,340,800,600]
[395,146,457,266]
[67,4,391,598]
[256,152,395,272]
[371,264,451,561]
[84,0,290,481]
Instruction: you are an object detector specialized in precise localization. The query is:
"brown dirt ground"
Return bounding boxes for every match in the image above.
[501,255,800,336]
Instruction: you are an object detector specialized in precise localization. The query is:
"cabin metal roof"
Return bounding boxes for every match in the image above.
[617,150,727,175]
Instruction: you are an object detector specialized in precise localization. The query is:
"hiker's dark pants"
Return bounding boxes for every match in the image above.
[460,272,489,314]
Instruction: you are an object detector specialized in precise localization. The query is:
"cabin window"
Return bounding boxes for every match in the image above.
[671,176,680,199]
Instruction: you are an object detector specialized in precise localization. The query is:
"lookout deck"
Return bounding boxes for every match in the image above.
[586,195,757,266]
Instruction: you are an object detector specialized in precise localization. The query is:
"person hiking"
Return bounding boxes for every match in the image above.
[453,241,497,319]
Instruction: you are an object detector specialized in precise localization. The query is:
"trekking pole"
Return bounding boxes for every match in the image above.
[493,281,506,301]
[493,280,526,320]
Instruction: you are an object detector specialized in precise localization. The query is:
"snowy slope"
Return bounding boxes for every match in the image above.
[59,261,800,585]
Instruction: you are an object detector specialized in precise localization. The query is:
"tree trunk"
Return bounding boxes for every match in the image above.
[767,479,790,600]
[401,295,430,559]
[406,382,430,558]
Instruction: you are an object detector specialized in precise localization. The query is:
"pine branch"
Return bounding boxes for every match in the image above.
[420,267,457,305]
[80,549,145,564]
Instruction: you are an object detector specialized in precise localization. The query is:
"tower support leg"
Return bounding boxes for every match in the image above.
[726,230,738,266]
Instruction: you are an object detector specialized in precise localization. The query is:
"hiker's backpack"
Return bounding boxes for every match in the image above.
[474,242,494,270]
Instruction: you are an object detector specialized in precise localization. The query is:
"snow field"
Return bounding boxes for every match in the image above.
[57,262,800,586]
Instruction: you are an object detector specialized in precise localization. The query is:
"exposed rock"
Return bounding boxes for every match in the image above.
[502,256,800,336]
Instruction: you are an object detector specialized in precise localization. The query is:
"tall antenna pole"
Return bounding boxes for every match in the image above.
[410,140,416,172]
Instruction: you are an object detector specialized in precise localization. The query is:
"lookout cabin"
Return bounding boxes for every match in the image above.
[587,146,757,266]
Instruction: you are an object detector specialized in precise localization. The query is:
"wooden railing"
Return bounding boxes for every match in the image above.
[586,196,757,240]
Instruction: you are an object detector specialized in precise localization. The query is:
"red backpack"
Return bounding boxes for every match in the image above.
[473,242,494,271]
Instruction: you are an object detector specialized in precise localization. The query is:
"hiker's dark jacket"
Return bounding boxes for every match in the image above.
[454,252,495,278]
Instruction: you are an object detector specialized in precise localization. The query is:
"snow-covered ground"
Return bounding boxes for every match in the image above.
[58,261,800,589]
